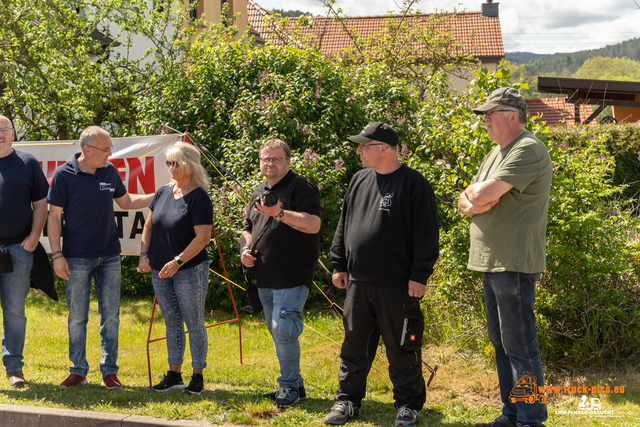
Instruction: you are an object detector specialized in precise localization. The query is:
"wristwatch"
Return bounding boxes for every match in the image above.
[174,256,184,266]
[274,209,285,222]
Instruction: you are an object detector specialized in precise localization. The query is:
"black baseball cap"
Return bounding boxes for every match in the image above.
[348,122,399,146]
[473,87,528,114]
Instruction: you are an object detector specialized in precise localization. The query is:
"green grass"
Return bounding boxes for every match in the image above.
[1,291,638,426]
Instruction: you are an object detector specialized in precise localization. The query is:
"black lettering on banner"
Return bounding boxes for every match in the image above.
[114,211,129,238]
[129,211,146,239]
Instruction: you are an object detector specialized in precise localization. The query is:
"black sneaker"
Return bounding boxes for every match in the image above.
[324,401,360,425]
[263,385,307,401]
[272,387,301,408]
[152,371,184,392]
[395,406,418,427]
[183,373,204,395]
[474,415,517,427]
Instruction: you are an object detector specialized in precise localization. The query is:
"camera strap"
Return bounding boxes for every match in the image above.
[249,215,275,255]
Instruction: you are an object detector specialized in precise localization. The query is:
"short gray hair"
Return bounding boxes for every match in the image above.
[79,126,110,149]
[515,107,528,125]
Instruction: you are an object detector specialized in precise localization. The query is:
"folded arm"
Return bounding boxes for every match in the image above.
[458,179,512,217]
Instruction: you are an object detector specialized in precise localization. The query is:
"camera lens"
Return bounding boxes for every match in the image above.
[263,191,278,207]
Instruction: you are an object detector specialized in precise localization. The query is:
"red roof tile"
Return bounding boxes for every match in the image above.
[526,98,597,127]
[247,1,503,60]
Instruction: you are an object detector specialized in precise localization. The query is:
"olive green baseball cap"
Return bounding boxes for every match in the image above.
[473,87,527,114]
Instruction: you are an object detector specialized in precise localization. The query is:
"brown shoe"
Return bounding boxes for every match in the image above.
[7,371,26,388]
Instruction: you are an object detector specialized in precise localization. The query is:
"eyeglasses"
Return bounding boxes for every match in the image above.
[166,160,179,168]
[87,145,114,153]
[357,143,385,149]
[260,157,286,164]
[484,109,515,119]
[0,127,13,134]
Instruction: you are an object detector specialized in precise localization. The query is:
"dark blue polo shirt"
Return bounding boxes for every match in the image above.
[0,150,49,240]
[48,153,127,258]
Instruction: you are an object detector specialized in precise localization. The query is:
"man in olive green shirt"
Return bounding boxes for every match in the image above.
[458,87,552,427]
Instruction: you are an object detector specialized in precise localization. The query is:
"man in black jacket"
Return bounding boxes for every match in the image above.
[326,122,439,427]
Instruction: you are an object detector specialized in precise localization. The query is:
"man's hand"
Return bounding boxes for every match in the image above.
[20,235,39,252]
[332,271,348,289]
[408,280,426,298]
[241,248,257,268]
[53,257,70,280]
[464,198,499,217]
[254,199,281,218]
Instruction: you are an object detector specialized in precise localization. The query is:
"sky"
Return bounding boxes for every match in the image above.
[254,0,640,55]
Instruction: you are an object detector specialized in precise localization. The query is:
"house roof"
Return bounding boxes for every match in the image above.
[526,97,597,127]
[247,0,504,61]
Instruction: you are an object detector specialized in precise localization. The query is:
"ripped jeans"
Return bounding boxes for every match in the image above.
[258,285,309,389]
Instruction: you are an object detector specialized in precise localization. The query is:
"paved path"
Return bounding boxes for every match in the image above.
[0,404,238,426]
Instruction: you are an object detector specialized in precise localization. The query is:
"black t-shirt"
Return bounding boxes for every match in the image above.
[330,165,439,286]
[148,185,213,271]
[0,150,49,240]
[244,170,321,289]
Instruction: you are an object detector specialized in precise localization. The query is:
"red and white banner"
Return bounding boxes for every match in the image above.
[15,134,181,255]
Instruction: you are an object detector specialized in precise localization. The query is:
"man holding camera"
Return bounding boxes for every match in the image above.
[326,122,439,427]
[240,138,321,408]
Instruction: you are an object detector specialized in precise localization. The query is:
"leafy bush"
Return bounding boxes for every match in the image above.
[548,125,640,207]
[538,133,640,367]
[408,67,640,367]
[135,32,420,307]
[129,30,640,368]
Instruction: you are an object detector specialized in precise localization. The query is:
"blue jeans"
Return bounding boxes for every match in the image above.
[258,285,309,389]
[0,244,33,373]
[483,271,547,427]
[66,255,121,377]
[152,261,209,369]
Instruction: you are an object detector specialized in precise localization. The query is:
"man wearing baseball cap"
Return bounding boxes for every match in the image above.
[459,87,551,427]
[325,122,439,427]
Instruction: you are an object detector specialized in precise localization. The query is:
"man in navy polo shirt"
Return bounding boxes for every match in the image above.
[47,126,153,390]
[0,115,49,388]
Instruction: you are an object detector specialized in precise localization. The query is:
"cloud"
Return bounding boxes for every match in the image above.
[540,12,621,30]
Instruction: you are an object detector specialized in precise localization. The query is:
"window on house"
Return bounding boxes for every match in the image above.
[153,1,165,13]
[190,0,198,21]
[221,0,228,26]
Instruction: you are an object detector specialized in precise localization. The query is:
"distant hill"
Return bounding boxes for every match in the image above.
[505,52,550,62]
[268,8,311,18]
[506,37,640,76]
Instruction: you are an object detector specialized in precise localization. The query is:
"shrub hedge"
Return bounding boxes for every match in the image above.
[130,33,640,368]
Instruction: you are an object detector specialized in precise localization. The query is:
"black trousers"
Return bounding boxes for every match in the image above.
[335,281,426,410]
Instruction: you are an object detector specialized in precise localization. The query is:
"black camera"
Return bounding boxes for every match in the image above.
[257,190,279,207]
